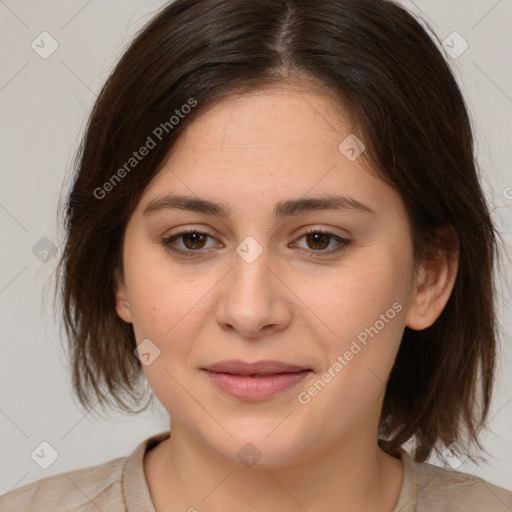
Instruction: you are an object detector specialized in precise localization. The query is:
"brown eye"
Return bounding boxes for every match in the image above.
[305,232,331,251]
[181,232,208,250]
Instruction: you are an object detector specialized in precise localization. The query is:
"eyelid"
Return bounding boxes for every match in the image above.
[295,225,351,239]
[162,225,216,241]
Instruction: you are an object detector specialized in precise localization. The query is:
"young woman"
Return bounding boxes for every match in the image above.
[1,0,511,510]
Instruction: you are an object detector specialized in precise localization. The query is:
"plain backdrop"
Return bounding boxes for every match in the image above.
[1,0,511,495]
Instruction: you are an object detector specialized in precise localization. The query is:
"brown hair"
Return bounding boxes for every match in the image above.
[56,0,499,463]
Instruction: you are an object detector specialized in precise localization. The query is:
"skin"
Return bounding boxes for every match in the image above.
[114,82,458,512]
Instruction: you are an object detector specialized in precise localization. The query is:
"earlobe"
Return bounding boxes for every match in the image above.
[405,233,459,331]
[113,267,133,324]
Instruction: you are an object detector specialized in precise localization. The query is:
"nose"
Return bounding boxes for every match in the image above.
[215,246,293,339]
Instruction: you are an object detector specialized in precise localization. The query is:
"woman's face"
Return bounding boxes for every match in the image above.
[115,85,425,467]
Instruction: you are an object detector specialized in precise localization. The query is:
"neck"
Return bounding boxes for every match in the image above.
[144,421,404,512]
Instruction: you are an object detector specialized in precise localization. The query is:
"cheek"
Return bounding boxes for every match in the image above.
[123,233,197,336]
[303,250,410,344]
[125,269,206,412]
[124,250,222,380]
[295,247,411,408]
[293,280,407,439]
[129,276,203,349]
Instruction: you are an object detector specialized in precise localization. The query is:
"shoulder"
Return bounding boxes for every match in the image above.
[400,450,512,511]
[0,455,127,512]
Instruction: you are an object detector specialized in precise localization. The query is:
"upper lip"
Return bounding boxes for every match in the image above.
[202,360,310,376]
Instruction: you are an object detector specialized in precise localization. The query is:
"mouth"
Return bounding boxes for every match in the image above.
[201,360,313,401]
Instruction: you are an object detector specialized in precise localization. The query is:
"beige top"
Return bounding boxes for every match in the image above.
[1,430,511,511]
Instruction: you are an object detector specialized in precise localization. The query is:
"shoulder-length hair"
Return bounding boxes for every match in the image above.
[56,0,499,463]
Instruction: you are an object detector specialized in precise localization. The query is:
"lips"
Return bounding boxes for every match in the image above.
[201,360,312,401]
[202,359,310,376]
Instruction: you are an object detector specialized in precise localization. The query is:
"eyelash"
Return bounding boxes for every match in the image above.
[160,227,351,258]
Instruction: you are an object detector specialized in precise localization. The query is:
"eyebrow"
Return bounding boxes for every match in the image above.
[142,194,375,220]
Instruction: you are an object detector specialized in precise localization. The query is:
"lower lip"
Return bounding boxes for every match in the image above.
[203,370,311,401]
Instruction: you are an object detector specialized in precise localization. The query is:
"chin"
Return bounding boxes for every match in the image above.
[211,428,311,470]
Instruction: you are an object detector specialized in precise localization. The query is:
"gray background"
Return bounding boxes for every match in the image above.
[1,0,511,495]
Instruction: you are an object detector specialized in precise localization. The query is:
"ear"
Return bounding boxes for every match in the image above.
[405,228,459,331]
[113,266,133,324]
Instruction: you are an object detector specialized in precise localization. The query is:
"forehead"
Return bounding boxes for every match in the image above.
[176,85,350,154]
[135,86,404,223]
